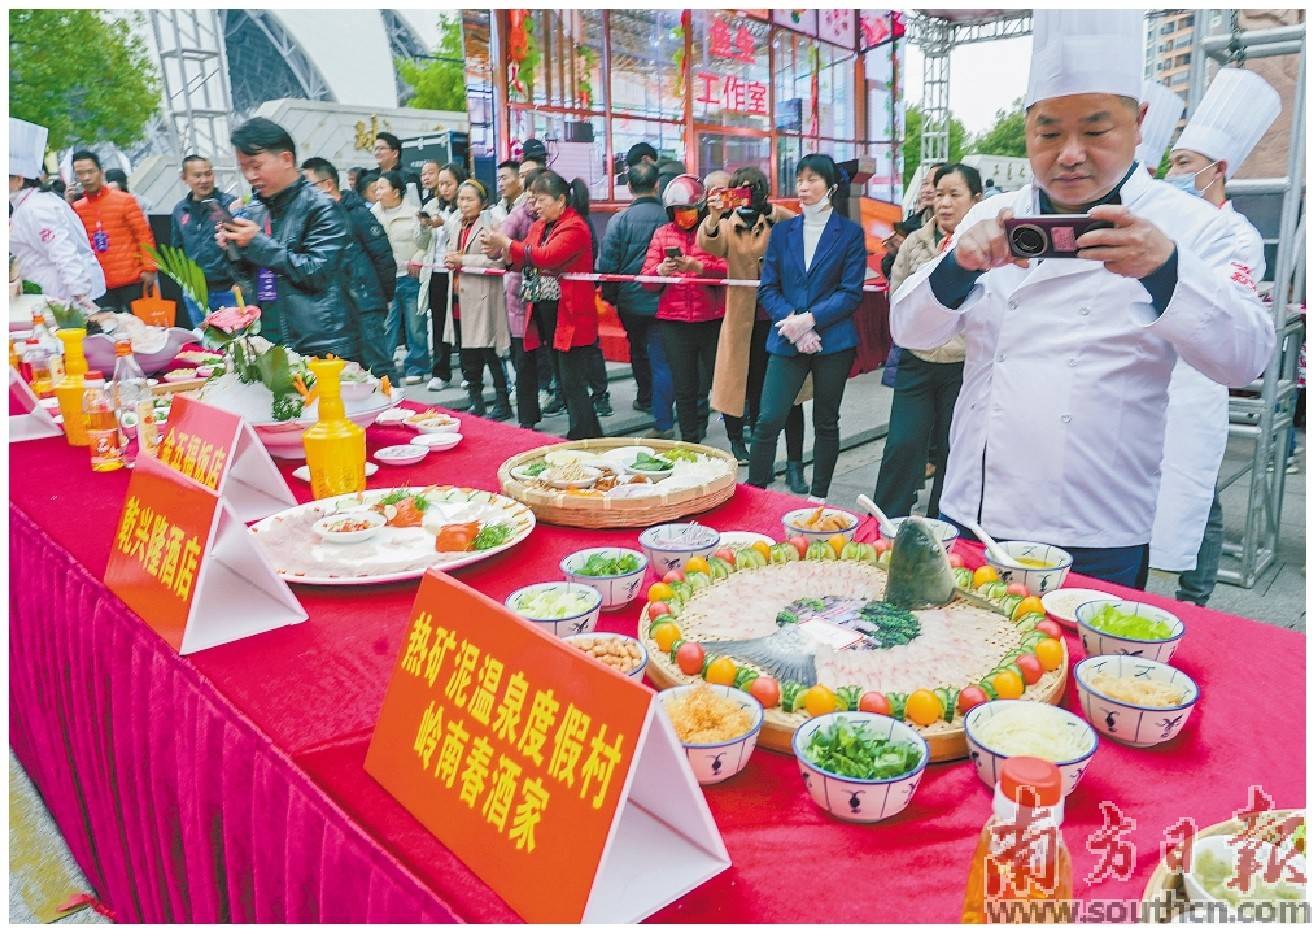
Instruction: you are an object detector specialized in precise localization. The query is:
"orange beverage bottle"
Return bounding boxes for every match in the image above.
[302,356,366,499]
[962,756,1074,923]
[84,373,124,472]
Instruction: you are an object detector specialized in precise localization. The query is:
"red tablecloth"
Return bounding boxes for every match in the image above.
[9,407,1306,923]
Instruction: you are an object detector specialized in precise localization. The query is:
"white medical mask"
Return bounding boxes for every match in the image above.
[1165,161,1220,198]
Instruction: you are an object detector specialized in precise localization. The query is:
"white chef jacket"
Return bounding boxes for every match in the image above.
[9,189,106,302]
[1149,201,1267,570]
[892,167,1275,550]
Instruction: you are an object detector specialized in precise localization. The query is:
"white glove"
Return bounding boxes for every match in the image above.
[795,330,823,354]
[776,311,815,344]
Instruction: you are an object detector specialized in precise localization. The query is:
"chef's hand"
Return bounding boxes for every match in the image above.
[218,218,260,249]
[953,208,1030,272]
[776,312,815,344]
[1076,205,1176,280]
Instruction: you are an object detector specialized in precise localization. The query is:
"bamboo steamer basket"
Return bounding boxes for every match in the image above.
[497,438,737,529]
[1140,809,1305,921]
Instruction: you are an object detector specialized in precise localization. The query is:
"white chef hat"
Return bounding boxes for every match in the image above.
[1136,81,1185,170]
[9,118,48,180]
[1024,10,1145,108]
[1174,67,1281,177]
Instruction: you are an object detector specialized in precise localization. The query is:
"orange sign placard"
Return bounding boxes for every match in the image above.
[366,571,656,923]
[104,453,220,650]
[157,394,242,491]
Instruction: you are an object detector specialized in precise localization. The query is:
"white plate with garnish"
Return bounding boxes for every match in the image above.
[291,462,379,482]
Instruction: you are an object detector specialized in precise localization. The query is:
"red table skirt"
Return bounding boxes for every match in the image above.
[8,407,1305,923]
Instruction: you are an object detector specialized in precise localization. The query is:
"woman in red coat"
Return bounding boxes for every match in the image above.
[483,171,601,439]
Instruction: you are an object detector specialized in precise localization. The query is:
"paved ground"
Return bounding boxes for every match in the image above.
[10,356,1303,919]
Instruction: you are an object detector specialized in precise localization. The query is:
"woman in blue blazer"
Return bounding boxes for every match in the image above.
[747,154,868,499]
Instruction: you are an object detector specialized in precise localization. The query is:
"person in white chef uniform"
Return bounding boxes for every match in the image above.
[8,117,105,305]
[1135,81,1185,178]
[1150,68,1281,605]
[891,10,1276,588]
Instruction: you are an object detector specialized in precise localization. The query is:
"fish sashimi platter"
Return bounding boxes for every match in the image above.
[639,517,1069,760]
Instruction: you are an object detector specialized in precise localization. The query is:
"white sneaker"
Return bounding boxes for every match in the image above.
[460,379,469,389]
[426,377,450,391]
[806,495,826,504]
[403,375,424,385]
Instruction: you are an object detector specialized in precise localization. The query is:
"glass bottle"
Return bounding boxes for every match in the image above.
[20,338,54,398]
[31,310,64,383]
[963,756,1073,923]
[109,338,154,463]
[54,328,90,446]
[302,356,366,499]
[84,373,124,472]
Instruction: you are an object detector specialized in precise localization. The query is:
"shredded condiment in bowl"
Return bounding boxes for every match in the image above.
[662,685,756,744]
[1084,670,1187,707]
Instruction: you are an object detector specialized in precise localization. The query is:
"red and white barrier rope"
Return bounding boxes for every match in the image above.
[413,262,889,292]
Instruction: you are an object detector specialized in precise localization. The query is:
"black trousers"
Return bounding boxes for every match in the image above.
[724,318,803,460]
[748,348,855,498]
[428,275,454,381]
[99,283,142,314]
[518,302,602,439]
[583,342,608,400]
[659,319,720,443]
[873,353,964,518]
[460,346,509,395]
[618,309,654,406]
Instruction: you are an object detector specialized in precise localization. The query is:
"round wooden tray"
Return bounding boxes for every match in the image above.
[1140,809,1304,920]
[639,599,1069,762]
[497,438,737,529]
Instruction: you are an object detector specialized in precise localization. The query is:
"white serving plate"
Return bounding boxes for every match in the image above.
[248,486,535,586]
[291,462,379,483]
[411,432,463,451]
[375,445,429,466]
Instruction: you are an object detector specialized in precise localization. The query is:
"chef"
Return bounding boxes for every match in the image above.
[1150,67,1280,605]
[8,117,104,305]
[891,10,1275,588]
[1135,81,1185,178]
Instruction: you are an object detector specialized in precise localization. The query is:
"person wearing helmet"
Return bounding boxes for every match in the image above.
[639,174,729,443]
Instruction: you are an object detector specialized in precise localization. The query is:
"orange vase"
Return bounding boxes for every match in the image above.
[302,357,366,499]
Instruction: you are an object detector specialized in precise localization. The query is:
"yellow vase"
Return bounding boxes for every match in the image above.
[54,328,90,446]
[302,356,366,499]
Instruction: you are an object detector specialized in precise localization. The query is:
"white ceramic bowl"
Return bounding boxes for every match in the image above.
[625,461,674,482]
[340,379,376,402]
[510,463,551,482]
[781,507,859,546]
[505,582,603,638]
[544,465,602,489]
[793,712,929,823]
[962,702,1098,798]
[374,444,430,466]
[657,684,763,785]
[83,327,194,375]
[638,523,722,575]
[886,516,959,547]
[410,432,463,452]
[1074,655,1199,748]
[1075,598,1185,663]
[312,510,386,544]
[293,462,378,482]
[405,412,460,434]
[563,632,649,680]
[560,548,648,611]
[985,540,1073,596]
[1041,587,1109,629]
[254,394,396,459]
[1180,834,1304,910]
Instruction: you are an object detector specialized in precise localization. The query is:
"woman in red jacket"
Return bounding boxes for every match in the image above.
[640,175,728,443]
[483,171,601,439]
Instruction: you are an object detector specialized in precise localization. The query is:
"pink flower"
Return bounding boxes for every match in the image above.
[205,304,262,334]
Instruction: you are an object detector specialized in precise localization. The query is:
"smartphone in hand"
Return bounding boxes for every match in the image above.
[664,246,683,260]
[1002,215,1113,259]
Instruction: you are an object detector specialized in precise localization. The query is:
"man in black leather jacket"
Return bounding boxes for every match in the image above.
[216,118,357,360]
[302,157,395,377]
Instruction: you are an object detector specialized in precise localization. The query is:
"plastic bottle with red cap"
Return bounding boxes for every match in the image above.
[962,756,1074,923]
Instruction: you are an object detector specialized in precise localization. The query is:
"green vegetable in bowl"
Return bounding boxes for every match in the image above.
[1195,848,1304,905]
[803,718,922,780]
[575,551,642,576]
[522,461,550,477]
[1087,603,1174,641]
[473,523,513,550]
[513,586,597,620]
[631,451,674,472]
[663,447,700,463]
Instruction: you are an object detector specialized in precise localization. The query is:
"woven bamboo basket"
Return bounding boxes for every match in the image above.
[497,438,738,529]
[1140,809,1305,920]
